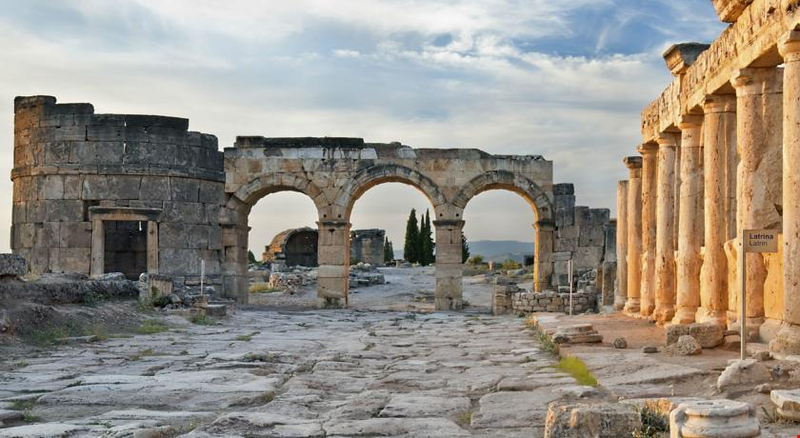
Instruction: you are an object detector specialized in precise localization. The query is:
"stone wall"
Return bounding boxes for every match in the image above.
[11,96,225,295]
[350,229,385,266]
[492,279,597,315]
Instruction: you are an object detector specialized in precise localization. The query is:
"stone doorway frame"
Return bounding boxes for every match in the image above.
[88,206,162,278]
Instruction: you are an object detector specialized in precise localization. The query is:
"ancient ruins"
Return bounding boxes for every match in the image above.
[613,0,800,357]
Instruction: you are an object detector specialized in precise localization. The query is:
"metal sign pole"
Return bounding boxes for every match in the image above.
[740,229,747,361]
[569,259,574,316]
[200,259,205,296]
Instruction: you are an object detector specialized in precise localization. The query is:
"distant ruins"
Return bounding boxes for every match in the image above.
[615,0,800,355]
[262,227,385,268]
[10,95,614,310]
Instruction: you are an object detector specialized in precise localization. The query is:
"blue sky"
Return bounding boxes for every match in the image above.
[0,0,724,252]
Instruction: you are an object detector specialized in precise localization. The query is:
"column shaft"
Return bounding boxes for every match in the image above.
[534,221,554,292]
[615,180,629,310]
[654,133,677,324]
[673,115,704,324]
[146,221,159,274]
[317,220,351,308]
[698,95,736,324]
[90,219,104,278]
[731,67,783,332]
[433,219,464,310]
[624,156,643,315]
[639,144,658,317]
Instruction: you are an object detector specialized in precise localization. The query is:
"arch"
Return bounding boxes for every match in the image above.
[338,165,448,221]
[452,171,554,223]
[229,173,327,216]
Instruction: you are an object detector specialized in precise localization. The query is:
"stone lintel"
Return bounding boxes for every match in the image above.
[88,206,163,222]
[711,0,753,23]
[663,43,711,76]
[779,28,800,59]
[623,156,643,169]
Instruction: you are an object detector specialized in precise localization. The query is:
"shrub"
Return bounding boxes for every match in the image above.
[501,259,520,270]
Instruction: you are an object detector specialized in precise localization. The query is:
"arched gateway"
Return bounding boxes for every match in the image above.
[11,96,612,311]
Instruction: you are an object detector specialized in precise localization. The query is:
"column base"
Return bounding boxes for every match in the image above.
[623,298,640,315]
[640,302,655,318]
[653,305,675,326]
[671,306,698,325]
[695,308,727,326]
[613,297,626,311]
[317,297,344,309]
[769,323,800,356]
[726,313,764,341]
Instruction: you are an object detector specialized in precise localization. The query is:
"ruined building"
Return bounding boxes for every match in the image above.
[11,95,613,310]
[614,0,800,355]
[350,229,385,266]
[261,227,385,268]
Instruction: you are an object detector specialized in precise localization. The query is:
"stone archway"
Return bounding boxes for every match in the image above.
[453,171,555,292]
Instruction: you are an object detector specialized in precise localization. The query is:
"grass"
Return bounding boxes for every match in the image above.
[22,411,40,423]
[633,406,669,437]
[525,316,559,355]
[455,411,472,426]
[136,320,169,335]
[234,332,260,342]
[9,399,36,411]
[20,322,108,347]
[248,282,280,294]
[554,356,597,387]
[189,314,214,325]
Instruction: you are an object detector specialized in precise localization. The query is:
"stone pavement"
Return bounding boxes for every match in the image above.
[0,310,600,437]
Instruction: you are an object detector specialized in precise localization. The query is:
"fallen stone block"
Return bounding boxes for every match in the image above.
[716,359,772,390]
[666,323,724,348]
[642,345,658,354]
[722,334,741,351]
[552,324,603,345]
[544,403,641,438]
[0,254,26,280]
[771,389,800,421]
[664,335,702,356]
[205,304,227,317]
[613,337,627,349]
[669,399,760,438]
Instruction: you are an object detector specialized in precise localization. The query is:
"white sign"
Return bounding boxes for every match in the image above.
[744,230,779,253]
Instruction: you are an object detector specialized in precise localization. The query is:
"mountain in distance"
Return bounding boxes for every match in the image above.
[393,240,534,263]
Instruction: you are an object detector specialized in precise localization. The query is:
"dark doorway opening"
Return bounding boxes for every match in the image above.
[104,221,148,279]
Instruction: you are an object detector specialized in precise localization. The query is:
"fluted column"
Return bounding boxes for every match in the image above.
[673,115,704,325]
[433,219,464,310]
[639,143,658,317]
[772,31,800,354]
[317,220,351,308]
[698,95,736,325]
[654,133,678,324]
[615,180,629,310]
[730,67,783,334]
[624,156,643,315]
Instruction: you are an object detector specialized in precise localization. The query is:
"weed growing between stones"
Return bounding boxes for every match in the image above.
[455,411,473,426]
[554,356,597,387]
[525,316,559,355]
[189,314,214,325]
[136,320,169,334]
[633,405,669,438]
[20,321,107,346]
[9,399,36,411]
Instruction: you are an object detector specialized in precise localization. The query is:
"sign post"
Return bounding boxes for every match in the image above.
[740,229,779,360]
[568,259,574,316]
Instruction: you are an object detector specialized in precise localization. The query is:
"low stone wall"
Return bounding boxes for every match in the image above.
[493,279,598,315]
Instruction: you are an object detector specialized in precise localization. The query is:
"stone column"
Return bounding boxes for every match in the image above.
[615,180,629,310]
[698,95,736,324]
[534,220,554,292]
[654,133,678,324]
[673,114,704,325]
[90,219,104,278]
[434,219,465,310]
[730,67,783,333]
[639,143,658,317]
[772,31,800,354]
[147,221,159,274]
[317,220,351,308]
[624,156,643,315]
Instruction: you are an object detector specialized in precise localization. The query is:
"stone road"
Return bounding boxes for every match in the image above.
[0,309,598,437]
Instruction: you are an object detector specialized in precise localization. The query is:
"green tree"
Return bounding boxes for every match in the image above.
[403,209,420,263]
[461,231,470,263]
[420,209,435,266]
[247,250,257,264]
[384,237,395,262]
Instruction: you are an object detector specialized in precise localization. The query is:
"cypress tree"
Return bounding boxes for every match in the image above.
[384,237,394,262]
[461,231,470,263]
[420,209,434,266]
[403,209,420,263]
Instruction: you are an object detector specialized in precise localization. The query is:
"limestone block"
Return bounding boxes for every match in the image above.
[669,399,759,438]
[573,246,604,270]
[82,175,141,200]
[63,176,81,199]
[43,175,64,199]
[58,222,92,248]
[770,389,800,421]
[544,403,641,438]
[199,181,225,205]
[170,178,200,202]
[46,200,85,222]
[49,247,90,273]
[716,359,771,390]
[163,202,206,225]
[552,324,602,344]
[664,335,702,356]
[665,323,724,348]
[0,254,26,278]
[139,176,171,200]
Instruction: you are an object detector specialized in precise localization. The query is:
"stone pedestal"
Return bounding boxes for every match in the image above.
[316,220,351,308]
[433,219,464,310]
[615,181,629,310]
[624,156,643,315]
[673,115,704,325]
[773,30,800,354]
[698,95,736,325]
[731,67,783,335]
[770,389,800,421]
[639,143,658,318]
[654,133,678,324]
[669,399,760,438]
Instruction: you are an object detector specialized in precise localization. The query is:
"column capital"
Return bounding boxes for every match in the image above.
[779,28,800,61]
[623,156,643,170]
[534,219,555,231]
[731,67,783,96]
[702,94,736,113]
[432,219,465,228]
[656,132,679,148]
[678,113,703,130]
[316,220,351,229]
[636,142,658,155]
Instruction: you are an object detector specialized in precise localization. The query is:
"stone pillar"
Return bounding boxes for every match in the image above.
[433,219,464,310]
[653,133,678,324]
[623,156,643,315]
[772,31,800,354]
[147,221,159,274]
[730,67,783,333]
[698,95,736,324]
[673,115,704,325]
[534,220,554,292]
[638,143,658,317]
[614,180,629,310]
[90,219,104,278]
[317,220,351,308]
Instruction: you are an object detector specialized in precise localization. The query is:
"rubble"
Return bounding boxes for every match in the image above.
[0,254,26,280]
[716,359,772,390]
[664,335,702,356]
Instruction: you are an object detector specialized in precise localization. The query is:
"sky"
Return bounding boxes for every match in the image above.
[0,0,725,254]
